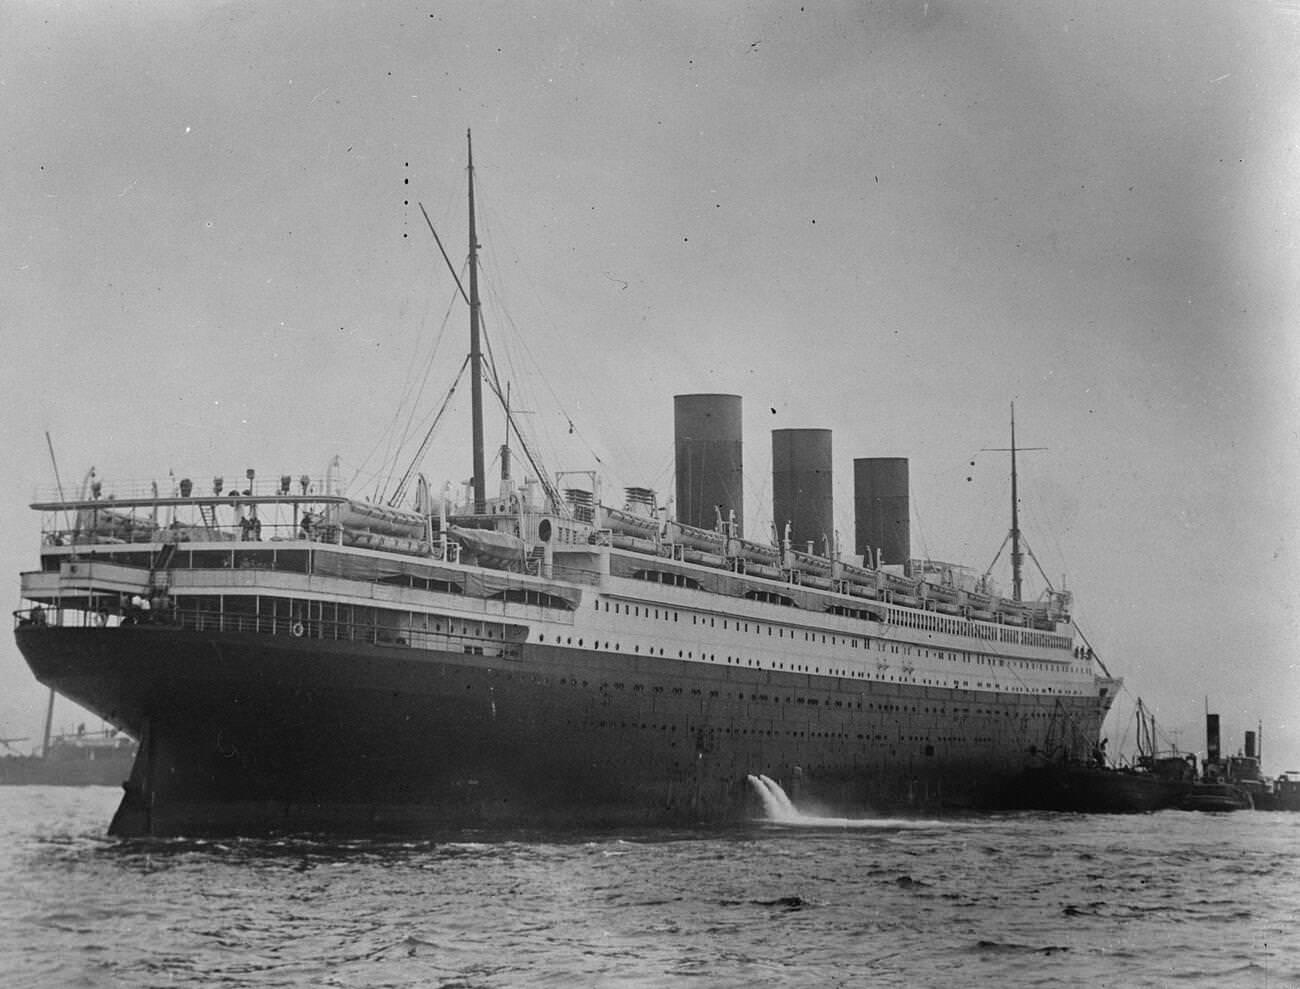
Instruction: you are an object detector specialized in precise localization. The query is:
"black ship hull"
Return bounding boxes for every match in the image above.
[1181,781,1253,812]
[1253,786,1300,811]
[1013,764,1192,813]
[15,624,1093,836]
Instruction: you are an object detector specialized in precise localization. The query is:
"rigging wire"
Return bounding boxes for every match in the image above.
[1020,463,1071,584]
[377,194,487,505]
[377,285,462,502]
[419,202,471,308]
[347,238,460,502]
[389,354,471,507]
[910,492,933,565]
[473,172,643,485]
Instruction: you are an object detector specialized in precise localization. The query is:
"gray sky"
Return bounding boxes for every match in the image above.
[3,1,1298,769]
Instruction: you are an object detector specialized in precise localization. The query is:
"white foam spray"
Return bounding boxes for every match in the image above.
[748,774,801,822]
[745,774,944,829]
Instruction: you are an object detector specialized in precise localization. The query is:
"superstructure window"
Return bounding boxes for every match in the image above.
[494,588,574,610]
[744,590,796,607]
[631,569,700,590]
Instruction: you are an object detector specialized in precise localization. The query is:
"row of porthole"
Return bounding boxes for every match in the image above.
[535,633,1087,696]
[595,599,1083,676]
[580,718,1011,750]
[543,679,1082,723]
[474,672,1078,723]
[583,722,996,748]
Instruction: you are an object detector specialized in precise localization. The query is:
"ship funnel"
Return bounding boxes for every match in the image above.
[853,458,910,566]
[772,429,833,555]
[1206,713,1221,763]
[1244,730,1257,760]
[674,394,743,536]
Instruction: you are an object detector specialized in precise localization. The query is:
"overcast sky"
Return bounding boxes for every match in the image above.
[3,0,1298,769]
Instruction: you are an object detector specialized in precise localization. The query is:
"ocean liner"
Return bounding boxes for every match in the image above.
[13,134,1119,836]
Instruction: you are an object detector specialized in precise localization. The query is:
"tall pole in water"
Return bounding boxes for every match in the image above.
[467,129,486,514]
[1009,403,1023,602]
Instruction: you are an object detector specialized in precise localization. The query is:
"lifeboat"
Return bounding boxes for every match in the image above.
[603,506,661,540]
[447,525,527,566]
[682,549,726,568]
[665,521,725,553]
[337,499,427,539]
[611,533,659,555]
[343,530,428,555]
[730,537,780,566]
[789,549,832,575]
[74,507,160,544]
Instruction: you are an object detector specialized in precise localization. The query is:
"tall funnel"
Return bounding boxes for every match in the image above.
[674,394,743,535]
[1206,713,1221,763]
[853,458,910,566]
[772,429,833,553]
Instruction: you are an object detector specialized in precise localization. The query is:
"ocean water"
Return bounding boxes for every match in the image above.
[1,786,1296,988]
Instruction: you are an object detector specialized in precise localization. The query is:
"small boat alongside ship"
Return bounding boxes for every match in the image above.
[0,691,136,786]
[1021,705,1300,815]
[1015,698,1195,813]
[12,134,1121,837]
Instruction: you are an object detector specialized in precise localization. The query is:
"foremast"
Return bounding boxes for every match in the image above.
[1009,403,1023,602]
[467,129,486,515]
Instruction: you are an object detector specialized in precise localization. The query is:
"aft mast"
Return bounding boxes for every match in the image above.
[981,402,1045,603]
[467,129,486,514]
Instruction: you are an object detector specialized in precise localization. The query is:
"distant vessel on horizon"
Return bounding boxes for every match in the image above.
[12,134,1119,837]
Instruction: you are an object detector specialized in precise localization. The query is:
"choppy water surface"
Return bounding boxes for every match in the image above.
[1,786,1296,987]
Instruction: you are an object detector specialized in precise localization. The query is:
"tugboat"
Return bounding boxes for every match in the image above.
[1182,712,1253,812]
[1215,723,1300,811]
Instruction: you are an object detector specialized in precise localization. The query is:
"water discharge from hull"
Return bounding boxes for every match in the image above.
[748,774,800,822]
[746,774,944,829]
